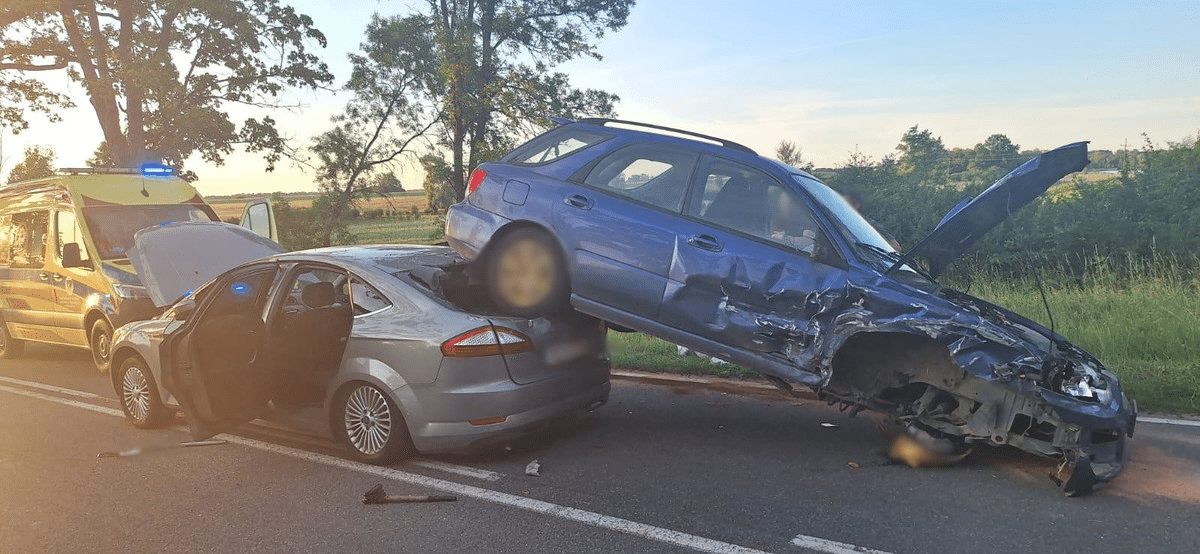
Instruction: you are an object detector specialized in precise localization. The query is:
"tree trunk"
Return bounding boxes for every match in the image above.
[59,3,131,166]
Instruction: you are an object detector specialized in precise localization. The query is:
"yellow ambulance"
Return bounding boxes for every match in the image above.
[0,165,274,372]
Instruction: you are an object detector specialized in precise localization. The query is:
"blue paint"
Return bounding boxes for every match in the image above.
[231,282,250,295]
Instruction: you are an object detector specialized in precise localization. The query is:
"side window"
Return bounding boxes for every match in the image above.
[0,215,12,267]
[583,145,699,212]
[207,269,277,318]
[349,275,391,316]
[286,268,349,308]
[56,210,91,264]
[688,160,836,261]
[508,127,609,166]
[9,211,48,268]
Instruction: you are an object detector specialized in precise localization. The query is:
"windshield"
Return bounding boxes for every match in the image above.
[82,205,218,260]
[792,175,894,251]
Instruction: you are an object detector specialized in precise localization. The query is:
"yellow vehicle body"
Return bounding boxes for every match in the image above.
[0,169,218,371]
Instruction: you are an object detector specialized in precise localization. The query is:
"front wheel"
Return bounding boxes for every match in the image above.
[0,315,25,359]
[333,383,416,464]
[91,319,114,374]
[116,355,173,429]
[484,227,569,318]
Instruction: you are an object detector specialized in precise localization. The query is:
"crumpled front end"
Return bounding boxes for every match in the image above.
[678,262,1137,495]
[799,279,1137,494]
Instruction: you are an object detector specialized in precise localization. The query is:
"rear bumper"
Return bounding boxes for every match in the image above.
[404,376,610,455]
[401,354,611,454]
[444,201,509,260]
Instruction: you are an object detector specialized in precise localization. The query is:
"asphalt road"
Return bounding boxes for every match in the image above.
[2,342,1199,553]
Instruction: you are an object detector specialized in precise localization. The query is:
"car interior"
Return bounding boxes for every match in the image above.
[270,269,353,408]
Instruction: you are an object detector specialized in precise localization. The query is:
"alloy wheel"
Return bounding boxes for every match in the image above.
[344,386,393,455]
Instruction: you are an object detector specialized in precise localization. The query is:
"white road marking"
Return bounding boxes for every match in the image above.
[790,534,894,554]
[0,383,125,417]
[407,459,504,482]
[0,375,105,400]
[0,375,504,482]
[1139,417,1200,428]
[0,381,771,554]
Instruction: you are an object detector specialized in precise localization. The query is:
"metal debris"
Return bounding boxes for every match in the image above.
[98,439,227,458]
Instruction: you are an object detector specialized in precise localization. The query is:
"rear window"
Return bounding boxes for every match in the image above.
[503,126,610,166]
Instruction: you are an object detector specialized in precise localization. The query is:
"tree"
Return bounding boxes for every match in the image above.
[774,139,813,171]
[896,125,946,179]
[1,1,333,175]
[6,144,56,184]
[398,0,633,201]
[972,134,1021,171]
[309,14,440,246]
[420,153,456,213]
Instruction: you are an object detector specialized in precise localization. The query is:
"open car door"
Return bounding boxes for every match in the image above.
[239,198,279,243]
[159,264,282,440]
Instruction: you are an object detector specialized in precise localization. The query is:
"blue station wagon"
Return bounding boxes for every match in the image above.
[446,118,1137,495]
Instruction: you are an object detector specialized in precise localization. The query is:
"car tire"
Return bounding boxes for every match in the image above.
[116,355,173,429]
[0,315,24,359]
[333,383,416,465]
[485,227,569,318]
[90,319,114,374]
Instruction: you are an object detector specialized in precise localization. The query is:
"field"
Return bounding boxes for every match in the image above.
[207,191,428,221]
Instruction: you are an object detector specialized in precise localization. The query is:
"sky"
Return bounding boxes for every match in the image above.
[1,0,1198,197]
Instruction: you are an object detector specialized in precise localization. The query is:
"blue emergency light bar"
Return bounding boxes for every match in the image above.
[140,163,175,177]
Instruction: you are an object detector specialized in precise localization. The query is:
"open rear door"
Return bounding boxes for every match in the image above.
[239,198,279,243]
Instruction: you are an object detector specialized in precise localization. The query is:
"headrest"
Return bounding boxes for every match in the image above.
[302,281,335,308]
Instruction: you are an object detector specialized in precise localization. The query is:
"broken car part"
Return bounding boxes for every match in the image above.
[98,439,227,458]
[362,484,456,504]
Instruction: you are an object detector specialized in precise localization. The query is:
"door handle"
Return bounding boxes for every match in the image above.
[52,274,64,281]
[563,194,593,210]
[687,234,722,252]
[39,272,52,281]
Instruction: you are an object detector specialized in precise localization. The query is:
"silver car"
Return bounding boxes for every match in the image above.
[108,222,610,463]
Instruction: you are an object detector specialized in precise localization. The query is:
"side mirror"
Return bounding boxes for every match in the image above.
[173,299,197,320]
[62,243,91,269]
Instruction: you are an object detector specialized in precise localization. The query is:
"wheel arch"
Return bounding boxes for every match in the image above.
[108,345,144,392]
[478,220,572,283]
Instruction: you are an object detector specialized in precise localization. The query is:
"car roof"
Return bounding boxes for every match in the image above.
[561,118,806,176]
[271,244,461,274]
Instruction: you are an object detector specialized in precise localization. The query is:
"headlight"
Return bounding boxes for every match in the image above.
[1059,362,1112,403]
[112,283,149,300]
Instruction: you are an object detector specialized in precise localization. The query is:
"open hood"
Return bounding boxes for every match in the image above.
[889,142,1089,278]
[128,222,286,307]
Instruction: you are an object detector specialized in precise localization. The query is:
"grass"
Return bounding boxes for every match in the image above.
[965,266,1200,415]
[608,332,758,379]
[348,214,445,245]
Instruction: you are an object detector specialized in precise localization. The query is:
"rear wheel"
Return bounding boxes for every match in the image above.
[333,383,416,464]
[485,227,569,317]
[90,319,114,374]
[116,355,172,429]
[0,316,24,359]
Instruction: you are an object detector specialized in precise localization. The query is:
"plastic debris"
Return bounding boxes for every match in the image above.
[820,422,839,428]
[525,460,541,477]
[98,439,227,458]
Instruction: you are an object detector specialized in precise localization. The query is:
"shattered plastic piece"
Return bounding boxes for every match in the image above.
[820,422,839,428]
[847,461,861,468]
[362,484,457,504]
[525,460,541,477]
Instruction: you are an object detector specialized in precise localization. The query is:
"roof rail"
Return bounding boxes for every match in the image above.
[575,118,757,155]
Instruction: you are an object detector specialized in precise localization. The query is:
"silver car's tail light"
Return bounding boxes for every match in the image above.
[441,326,532,357]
